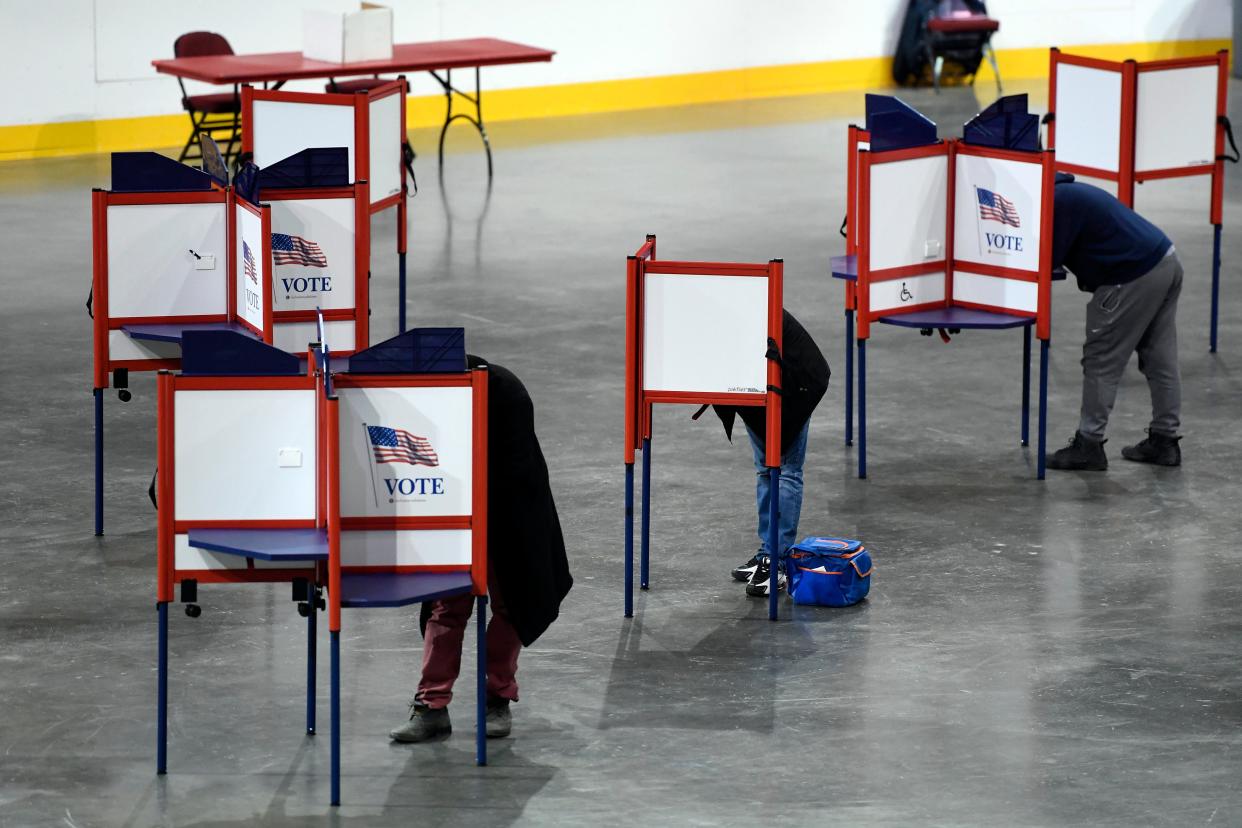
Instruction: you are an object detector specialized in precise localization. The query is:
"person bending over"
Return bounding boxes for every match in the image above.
[712,310,829,596]
[390,357,573,743]
[1046,173,1183,471]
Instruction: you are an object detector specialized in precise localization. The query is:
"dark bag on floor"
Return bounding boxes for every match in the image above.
[784,537,873,607]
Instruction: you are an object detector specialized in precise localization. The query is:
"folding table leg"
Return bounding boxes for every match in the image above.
[640,438,651,591]
[858,339,867,480]
[1021,326,1031,446]
[306,594,317,736]
[476,594,488,767]
[156,601,168,774]
[845,310,854,446]
[624,463,634,618]
[330,630,340,807]
[767,467,781,622]
[1211,224,1222,353]
[1038,338,1049,480]
[94,388,103,536]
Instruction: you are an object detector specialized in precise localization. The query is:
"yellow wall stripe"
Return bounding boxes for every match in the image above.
[0,38,1229,161]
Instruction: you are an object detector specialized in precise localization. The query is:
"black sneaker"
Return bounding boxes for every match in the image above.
[390,702,452,742]
[745,559,787,597]
[485,698,512,738]
[1046,432,1108,471]
[731,551,764,582]
[1122,430,1181,466]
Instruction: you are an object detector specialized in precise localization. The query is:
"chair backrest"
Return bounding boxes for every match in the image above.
[175,31,234,59]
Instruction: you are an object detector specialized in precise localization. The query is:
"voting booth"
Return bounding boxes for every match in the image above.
[623,236,786,619]
[242,81,413,330]
[833,96,1054,479]
[91,152,274,535]
[154,328,489,806]
[258,148,373,355]
[1048,48,1234,350]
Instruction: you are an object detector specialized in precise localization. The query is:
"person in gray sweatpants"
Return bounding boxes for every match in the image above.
[1046,173,1183,471]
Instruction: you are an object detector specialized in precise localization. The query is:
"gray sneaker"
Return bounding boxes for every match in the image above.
[390,702,451,743]
[485,698,512,738]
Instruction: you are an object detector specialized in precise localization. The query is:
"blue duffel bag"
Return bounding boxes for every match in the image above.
[784,537,873,607]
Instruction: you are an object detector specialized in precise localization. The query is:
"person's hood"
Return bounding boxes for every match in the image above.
[1055,172,1076,185]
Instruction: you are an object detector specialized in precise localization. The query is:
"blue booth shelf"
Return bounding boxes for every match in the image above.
[339,572,474,608]
[187,528,329,561]
[830,254,857,281]
[123,321,260,344]
[878,307,1035,330]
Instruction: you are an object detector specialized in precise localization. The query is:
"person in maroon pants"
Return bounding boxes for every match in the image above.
[390,358,572,743]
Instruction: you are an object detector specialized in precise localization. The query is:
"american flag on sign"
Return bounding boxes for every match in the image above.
[242,240,258,284]
[367,425,439,467]
[976,187,1021,228]
[272,233,328,268]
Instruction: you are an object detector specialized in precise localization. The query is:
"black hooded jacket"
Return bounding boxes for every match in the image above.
[712,311,830,454]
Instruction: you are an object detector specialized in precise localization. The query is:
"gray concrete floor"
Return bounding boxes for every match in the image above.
[2,80,1241,827]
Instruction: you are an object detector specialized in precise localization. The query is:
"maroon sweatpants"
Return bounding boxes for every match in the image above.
[415,582,522,709]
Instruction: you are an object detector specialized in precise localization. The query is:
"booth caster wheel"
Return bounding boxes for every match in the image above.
[185,604,202,618]
[117,389,132,402]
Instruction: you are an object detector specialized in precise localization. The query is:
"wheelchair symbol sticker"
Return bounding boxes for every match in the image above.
[900,282,913,302]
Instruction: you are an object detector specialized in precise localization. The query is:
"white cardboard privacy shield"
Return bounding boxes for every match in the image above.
[953,153,1044,275]
[642,272,769,395]
[337,385,475,519]
[1054,62,1123,174]
[868,154,948,273]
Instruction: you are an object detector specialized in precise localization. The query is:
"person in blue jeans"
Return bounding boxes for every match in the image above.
[707,311,829,597]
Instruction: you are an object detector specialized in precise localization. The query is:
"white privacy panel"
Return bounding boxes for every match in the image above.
[368,91,403,203]
[642,273,769,394]
[953,271,1039,314]
[251,99,356,171]
[174,389,318,522]
[867,154,948,272]
[954,153,1045,274]
[341,529,473,568]
[107,203,227,318]
[1053,63,1123,173]
[337,385,475,519]
[270,197,357,313]
[274,320,357,354]
[1135,65,1219,172]
[108,330,181,361]
[235,202,266,332]
[869,272,945,315]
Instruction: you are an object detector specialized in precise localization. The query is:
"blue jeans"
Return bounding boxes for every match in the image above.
[746,421,809,562]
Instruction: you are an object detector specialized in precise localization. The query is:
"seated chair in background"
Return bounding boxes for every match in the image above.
[173,31,242,163]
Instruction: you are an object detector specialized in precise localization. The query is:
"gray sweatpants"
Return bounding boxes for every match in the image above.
[1078,250,1183,440]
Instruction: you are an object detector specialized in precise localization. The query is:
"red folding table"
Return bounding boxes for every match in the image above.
[153,38,557,176]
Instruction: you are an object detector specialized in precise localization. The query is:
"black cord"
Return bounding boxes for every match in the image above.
[1219,116,1239,163]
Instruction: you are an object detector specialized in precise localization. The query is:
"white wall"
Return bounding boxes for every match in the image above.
[0,0,1231,128]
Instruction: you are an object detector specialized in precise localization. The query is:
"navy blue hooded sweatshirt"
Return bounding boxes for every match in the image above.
[1053,173,1171,293]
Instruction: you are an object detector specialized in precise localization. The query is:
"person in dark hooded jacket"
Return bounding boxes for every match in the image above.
[713,310,829,597]
[390,357,572,743]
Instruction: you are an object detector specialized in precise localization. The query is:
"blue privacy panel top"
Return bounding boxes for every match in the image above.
[348,328,467,374]
[963,94,1040,151]
[258,147,351,193]
[111,152,217,193]
[180,330,301,375]
[865,95,938,152]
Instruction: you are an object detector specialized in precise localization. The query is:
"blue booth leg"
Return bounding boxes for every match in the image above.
[94,388,103,536]
[330,631,340,806]
[845,310,854,446]
[1038,339,1049,480]
[767,467,780,621]
[476,595,488,767]
[1211,223,1221,353]
[157,601,168,774]
[306,595,317,736]
[624,463,634,618]
[858,339,867,480]
[1022,326,1031,446]
[640,437,651,590]
[399,252,408,334]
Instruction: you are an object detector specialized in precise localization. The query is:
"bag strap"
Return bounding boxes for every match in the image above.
[1219,116,1240,164]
